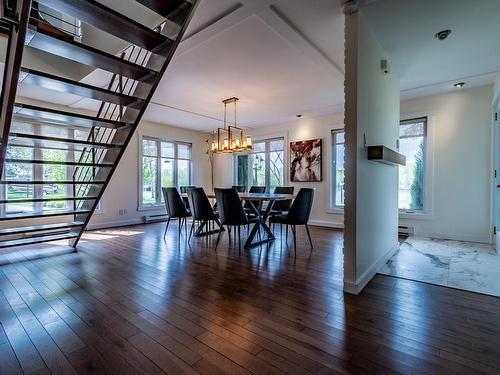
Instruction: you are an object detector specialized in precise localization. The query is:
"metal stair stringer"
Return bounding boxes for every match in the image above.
[72,1,199,247]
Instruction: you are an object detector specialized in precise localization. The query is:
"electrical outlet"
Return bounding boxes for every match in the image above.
[124,208,128,215]
[119,209,124,215]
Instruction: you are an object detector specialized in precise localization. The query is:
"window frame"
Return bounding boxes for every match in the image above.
[233,136,285,192]
[330,128,345,210]
[138,135,192,209]
[327,115,434,220]
[398,116,427,214]
[398,114,434,220]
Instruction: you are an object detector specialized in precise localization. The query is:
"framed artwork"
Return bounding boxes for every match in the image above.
[290,138,322,182]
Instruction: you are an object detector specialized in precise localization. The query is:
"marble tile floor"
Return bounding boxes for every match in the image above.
[379,236,500,297]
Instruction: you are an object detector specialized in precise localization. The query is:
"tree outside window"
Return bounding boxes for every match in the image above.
[140,137,192,206]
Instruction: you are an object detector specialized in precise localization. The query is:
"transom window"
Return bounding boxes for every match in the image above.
[235,138,284,192]
[140,137,192,206]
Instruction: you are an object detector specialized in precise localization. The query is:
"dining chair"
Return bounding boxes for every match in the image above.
[244,186,266,230]
[269,188,314,256]
[180,185,196,210]
[162,187,191,239]
[231,185,246,192]
[187,187,222,242]
[268,186,294,231]
[214,188,260,252]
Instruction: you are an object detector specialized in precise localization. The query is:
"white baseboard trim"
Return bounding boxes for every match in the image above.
[308,220,344,229]
[343,242,400,295]
[86,218,144,231]
[414,231,491,244]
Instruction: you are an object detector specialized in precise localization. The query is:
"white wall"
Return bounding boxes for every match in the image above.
[400,85,493,243]
[88,120,212,229]
[344,10,400,294]
[212,111,345,228]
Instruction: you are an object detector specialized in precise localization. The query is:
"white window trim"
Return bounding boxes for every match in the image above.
[326,114,435,220]
[399,112,435,220]
[330,127,345,210]
[137,134,192,211]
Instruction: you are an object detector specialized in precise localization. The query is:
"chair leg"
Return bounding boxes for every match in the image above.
[178,218,182,236]
[189,219,195,241]
[228,225,232,242]
[164,218,170,238]
[214,225,223,252]
[305,224,313,249]
[285,225,288,244]
[237,225,241,254]
[292,225,297,257]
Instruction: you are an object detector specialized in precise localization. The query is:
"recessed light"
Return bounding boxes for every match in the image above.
[453,82,465,88]
[435,29,452,41]
[296,114,302,118]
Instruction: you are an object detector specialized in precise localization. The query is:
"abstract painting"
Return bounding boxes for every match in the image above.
[290,138,322,182]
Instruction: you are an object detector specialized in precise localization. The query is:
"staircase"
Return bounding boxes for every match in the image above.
[0,0,198,248]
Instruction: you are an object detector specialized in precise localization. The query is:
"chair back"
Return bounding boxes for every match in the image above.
[271,186,294,212]
[215,188,248,225]
[244,186,266,209]
[188,187,216,221]
[162,187,189,218]
[231,185,246,192]
[180,185,196,193]
[180,185,196,209]
[286,188,314,225]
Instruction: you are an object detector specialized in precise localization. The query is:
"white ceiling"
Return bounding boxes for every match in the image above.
[14,0,500,131]
[362,0,500,100]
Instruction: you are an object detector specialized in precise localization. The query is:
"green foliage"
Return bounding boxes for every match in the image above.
[410,140,424,209]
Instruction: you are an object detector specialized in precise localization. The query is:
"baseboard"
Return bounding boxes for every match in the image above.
[343,242,400,295]
[415,231,491,244]
[86,218,144,231]
[308,220,344,229]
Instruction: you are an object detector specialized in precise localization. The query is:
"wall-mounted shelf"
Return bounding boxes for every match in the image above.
[367,145,406,166]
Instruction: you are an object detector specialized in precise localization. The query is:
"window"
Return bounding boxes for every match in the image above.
[1,125,81,214]
[331,130,345,208]
[399,117,427,212]
[235,138,284,191]
[140,137,192,206]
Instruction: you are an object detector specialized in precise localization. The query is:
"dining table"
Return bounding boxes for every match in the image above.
[184,192,293,248]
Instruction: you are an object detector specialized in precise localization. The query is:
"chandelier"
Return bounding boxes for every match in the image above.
[210,97,252,153]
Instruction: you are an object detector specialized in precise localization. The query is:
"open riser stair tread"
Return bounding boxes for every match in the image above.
[37,0,173,55]
[4,158,114,167]
[0,180,106,184]
[0,209,91,220]
[0,196,99,204]
[19,68,146,106]
[0,221,84,236]
[0,233,79,248]
[136,0,188,19]
[8,132,123,148]
[27,28,158,81]
[13,103,131,129]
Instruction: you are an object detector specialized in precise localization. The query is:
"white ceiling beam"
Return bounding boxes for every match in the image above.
[255,5,344,79]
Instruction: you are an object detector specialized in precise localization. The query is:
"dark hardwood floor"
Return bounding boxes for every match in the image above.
[1,222,500,374]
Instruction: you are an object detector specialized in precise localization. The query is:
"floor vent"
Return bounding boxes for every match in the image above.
[143,214,168,224]
[398,225,415,236]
